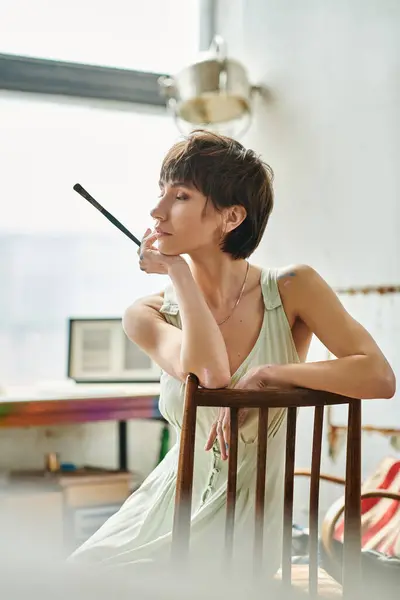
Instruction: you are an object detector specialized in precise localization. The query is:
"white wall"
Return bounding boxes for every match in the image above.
[217,0,400,523]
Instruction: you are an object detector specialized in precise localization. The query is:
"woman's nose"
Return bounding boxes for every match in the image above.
[150,196,167,221]
[150,204,161,220]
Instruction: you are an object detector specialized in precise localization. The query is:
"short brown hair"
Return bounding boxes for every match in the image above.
[160,130,274,260]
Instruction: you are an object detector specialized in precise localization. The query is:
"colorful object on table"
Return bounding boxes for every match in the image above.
[0,404,13,419]
[45,452,60,473]
[60,463,78,472]
[0,395,162,428]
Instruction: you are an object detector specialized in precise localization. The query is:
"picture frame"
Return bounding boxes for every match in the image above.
[67,318,161,383]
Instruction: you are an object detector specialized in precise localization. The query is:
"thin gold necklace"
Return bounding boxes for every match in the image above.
[217,261,250,326]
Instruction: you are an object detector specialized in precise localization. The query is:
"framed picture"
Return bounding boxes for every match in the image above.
[67,318,161,383]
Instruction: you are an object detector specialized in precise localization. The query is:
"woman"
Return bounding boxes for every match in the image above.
[70,130,395,573]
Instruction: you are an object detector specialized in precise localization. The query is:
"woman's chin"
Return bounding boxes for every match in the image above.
[157,237,179,255]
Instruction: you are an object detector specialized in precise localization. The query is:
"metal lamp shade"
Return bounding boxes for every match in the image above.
[159,36,256,137]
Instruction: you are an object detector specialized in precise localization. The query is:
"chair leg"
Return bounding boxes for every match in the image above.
[171,374,198,562]
[342,401,362,598]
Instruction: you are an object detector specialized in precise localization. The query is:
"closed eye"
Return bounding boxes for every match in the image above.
[156,192,189,201]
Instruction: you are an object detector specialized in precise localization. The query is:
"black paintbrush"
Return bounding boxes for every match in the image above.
[73,183,141,247]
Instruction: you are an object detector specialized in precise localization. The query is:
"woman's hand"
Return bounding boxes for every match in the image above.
[233,365,272,391]
[204,407,231,461]
[204,404,252,461]
[204,366,282,460]
[138,228,185,274]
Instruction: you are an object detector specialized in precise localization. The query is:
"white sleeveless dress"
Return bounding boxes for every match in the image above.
[70,267,300,575]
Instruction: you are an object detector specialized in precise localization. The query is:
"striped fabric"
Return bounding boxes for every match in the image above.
[334,457,400,556]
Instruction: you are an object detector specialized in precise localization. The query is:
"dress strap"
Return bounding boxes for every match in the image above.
[159,283,179,316]
[159,284,181,327]
[260,268,283,310]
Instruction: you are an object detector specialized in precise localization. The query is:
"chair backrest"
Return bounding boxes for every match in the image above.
[172,374,362,598]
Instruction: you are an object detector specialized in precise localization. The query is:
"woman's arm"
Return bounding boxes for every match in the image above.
[123,292,185,382]
[124,231,231,389]
[263,265,396,399]
[124,278,230,389]
[167,261,231,388]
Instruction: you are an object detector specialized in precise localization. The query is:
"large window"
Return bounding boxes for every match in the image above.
[0,92,179,386]
[0,0,201,74]
[0,1,211,386]
[1,93,178,234]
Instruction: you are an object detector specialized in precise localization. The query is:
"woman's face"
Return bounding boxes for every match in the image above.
[150,180,224,256]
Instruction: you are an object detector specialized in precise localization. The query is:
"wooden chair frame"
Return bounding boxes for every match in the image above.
[171,374,362,598]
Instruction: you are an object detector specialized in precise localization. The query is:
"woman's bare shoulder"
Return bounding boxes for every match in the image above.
[275,264,313,326]
[276,264,313,292]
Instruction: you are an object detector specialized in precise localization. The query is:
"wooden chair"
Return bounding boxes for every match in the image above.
[171,374,362,598]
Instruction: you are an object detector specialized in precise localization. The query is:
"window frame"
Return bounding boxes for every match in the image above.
[0,0,216,107]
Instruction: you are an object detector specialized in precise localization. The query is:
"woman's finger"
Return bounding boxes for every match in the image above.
[142,227,151,239]
[204,422,217,451]
[217,417,228,461]
[142,231,158,250]
[139,230,158,262]
[138,229,150,257]
[222,410,230,458]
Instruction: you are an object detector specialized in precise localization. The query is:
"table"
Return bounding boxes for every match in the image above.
[0,383,163,470]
